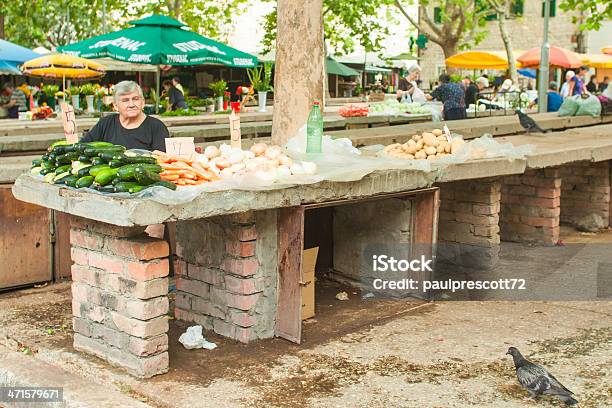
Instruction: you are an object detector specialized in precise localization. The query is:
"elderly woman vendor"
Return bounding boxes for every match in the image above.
[81,80,169,151]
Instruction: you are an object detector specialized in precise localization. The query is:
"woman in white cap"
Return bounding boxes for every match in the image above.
[396,64,426,104]
[560,70,575,98]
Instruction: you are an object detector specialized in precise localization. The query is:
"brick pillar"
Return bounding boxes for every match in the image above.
[559,161,610,229]
[437,178,501,269]
[69,217,170,378]
[174,210,277,344]
[500,168,561,245]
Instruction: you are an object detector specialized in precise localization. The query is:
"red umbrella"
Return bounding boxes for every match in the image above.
[517,46,583,69]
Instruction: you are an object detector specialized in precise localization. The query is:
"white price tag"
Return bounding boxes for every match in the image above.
[229,109,242,149]
[165,137,195,159]
[443,124,453,143]
[60,103,77,143]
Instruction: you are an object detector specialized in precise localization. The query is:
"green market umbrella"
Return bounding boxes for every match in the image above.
[58,14,258,111]
[326,57,359,77]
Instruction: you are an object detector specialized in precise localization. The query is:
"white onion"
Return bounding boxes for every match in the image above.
[289,163,305,175]
[228,150,245,164]
[230,163,245,172]
[220,168,234,177]
[245,151,255,159]
[254,169,277,183]
[250,143,267,156]
[265,145,281,160]
[204,146,219,159]
[276,165,292,178]
[278,155,293,167]
[219,144,233,156]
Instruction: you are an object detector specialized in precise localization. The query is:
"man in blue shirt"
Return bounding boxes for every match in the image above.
[529,82,563,112]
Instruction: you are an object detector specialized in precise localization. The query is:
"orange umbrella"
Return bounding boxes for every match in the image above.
[603,46,612,56]
[517,46,583,69]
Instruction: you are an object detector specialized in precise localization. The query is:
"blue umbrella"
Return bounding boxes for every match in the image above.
[0,39,39,75]
[518,68,537,79]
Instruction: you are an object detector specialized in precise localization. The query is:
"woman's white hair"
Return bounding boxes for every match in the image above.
[113,80,144,103]
[407,64,421,74]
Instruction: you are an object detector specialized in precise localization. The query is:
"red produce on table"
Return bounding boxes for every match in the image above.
[339,103,369,117]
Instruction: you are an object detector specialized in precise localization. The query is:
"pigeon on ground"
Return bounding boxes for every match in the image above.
[506,347,578,405]
[515,109,546,134]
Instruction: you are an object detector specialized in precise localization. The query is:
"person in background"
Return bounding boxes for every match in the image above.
[381,79,389,93]
[528,81,563,112]
[568,66,588,96]
[586,76,598,93]
[81,81,168,151]
[560,71,575,98]
[599,76,609,93]
[475,77,489,93]
[426,73,466,120]
[463,77,479,106]
[172,77,184,95]
[163,80,188,111]
[397,64,426,103]
[0,83,28,118]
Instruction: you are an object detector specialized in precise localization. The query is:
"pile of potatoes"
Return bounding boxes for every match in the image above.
[382,128,466,160]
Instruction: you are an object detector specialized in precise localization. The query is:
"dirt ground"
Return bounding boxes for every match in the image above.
[0,227,610,408]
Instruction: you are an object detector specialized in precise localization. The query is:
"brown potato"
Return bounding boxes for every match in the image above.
[415,150,427,159]
[424,146,437,156]
[432,129,443,136]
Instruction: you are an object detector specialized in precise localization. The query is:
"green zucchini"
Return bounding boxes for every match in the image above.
[31,159,43,168]
[96,184,117,193]
[48,140,70,151]
[84,145,125,157]
[112,177,122,185]
[55,164,71,175]
[88,164,111,177]
[41,160,55,169]
[76,166,93,177]
[75,141,113,153]
[114,182,141,193]
[152,180,177,191]
[134,167,161,185]
[77,155,89,162]
[108,159,125,168]
[43,173,56,183]
[116,153,158,165]
[116,164,162,181]
[65,176,80,188]
[54,173,74,184]
[75,176,94,189]
[55,152,80,165]
[94,168,119,186]
[99,151,122,162]
[90,157,105,166]
[40,167,56,176]
[52,144,76,154]
[128,185,149,194]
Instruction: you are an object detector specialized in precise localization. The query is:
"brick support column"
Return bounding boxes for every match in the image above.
[559,161,610,229]
[437,178,501,269]
[69,217,170,378]
[500,168,562,245]
[174,210,277,344]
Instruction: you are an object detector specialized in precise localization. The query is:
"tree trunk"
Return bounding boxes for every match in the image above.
[0,14,4,40]
[272,0,325,146]
[441,41,459,75]
[497,10,517,83]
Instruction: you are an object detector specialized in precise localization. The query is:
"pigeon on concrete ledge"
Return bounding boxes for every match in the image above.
[515,109,546,134]
[506,347,578,405]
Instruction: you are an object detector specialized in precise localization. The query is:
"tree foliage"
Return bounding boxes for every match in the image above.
[394,0,490,58]
[559,0,612,31]
[261,0,395,56]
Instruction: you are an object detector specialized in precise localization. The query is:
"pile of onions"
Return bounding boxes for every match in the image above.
[196,143,317,182]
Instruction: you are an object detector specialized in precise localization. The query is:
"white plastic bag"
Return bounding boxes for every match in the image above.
[178,325,217,350]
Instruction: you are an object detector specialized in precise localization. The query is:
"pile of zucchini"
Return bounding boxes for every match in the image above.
[31,141,176,194]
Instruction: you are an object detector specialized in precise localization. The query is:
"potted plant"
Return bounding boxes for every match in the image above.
[41,84,59,109]
[80,83,97,113]
[247,61,273,112]
[68,85,81,109]
[209,79,227,111]
[205,98,215,113]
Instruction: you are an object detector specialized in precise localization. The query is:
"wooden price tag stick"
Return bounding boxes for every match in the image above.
[229,102,242,149]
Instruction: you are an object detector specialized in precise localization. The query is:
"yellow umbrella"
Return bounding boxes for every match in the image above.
[602,46,612,56]
[445,50,524,70]
[580,53,612,69]
[21,53,106,93]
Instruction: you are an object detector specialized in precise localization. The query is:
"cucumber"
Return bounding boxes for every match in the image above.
[112,177,122,185]
[128,185,149,194]
[65,175,80,188]
[75,141,113,153]
[52,144,76,154]
[55,164,71,175]
[41,154,50,161]
[75,176,94,189]
[84,146,125,157]
[116,153,158,165]
[108,159,125,168]
[76,166,93,177]
[53,172,72,184]
[55,152,80,165]
[114,182,141,193]
[77,155,89,162]
[48,140,70,151]
[99,151,122,162]
[134,167,161,186]
[47,152,57,161]
[94,168,119,186]
[88,164,111,177]
[40,167,56,176]
[152,180,177,191]
[41,160,55,169]
[90,157,105,166]
[116,164,162,181]
[31,159,43,168]
[31,166,42,175]
[96,184,117,193]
